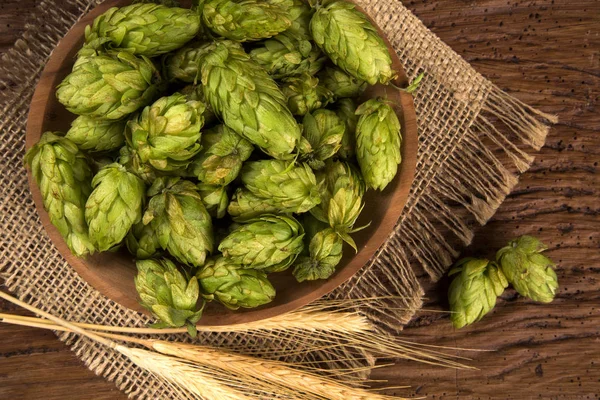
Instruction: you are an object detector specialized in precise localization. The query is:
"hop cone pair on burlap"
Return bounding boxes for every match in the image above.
[293,215,343,282]
[197,256,276,310]
[449,236,558,329]
[201,0,293,42]
[249,0,326,79]
[25,133,95,257]
[135,258,203,336]
[56,51,162,121]
[126,93,206,172]
[142,177,214,267]
[83,3,201,57]
[298,109,345,170]
[228,160,322,220]
[219,214,305,272]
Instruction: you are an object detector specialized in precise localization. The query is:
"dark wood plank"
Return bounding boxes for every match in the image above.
[1,0,599,398]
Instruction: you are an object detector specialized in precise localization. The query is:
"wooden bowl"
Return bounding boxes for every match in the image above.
[25,0,418,326]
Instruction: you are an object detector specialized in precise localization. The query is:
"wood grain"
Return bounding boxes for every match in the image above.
[1,0,599,398]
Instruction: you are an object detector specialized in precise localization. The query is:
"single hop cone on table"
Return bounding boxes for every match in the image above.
[309,0,395,85]
[25,132,95,257]
[201,0,293,42]
[299,109,345,170]
[218,214,305,272]
[281,73,334,116]
[188,124,254,186]
[143,177,214,267]
[293,215,343,282]
[334,98,358,160]
[496,235,559,303]
[135,258,204,337]
[65,116,125,153]
[197,184,229,219]
[126,93,206,172]
[56,51,162,121]
[318,66,367,99]
[126,221,161,259]
[200,40,302,159]
[83,3,201,57]
[197,256,276,310]
[227,188,285,221]
[448,258,509,329]
[85,163,145,252]
[355,99,402,191]
[241,159,322,214]
[310,160,365,250]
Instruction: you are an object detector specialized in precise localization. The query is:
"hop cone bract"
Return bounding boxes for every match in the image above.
[299,109,345,170]
[25,132,95,257]
[448,258,508,329]
[56,51,162,120]
[181,84,217,124]
[334,98,358,159]
[227,188,284,221]
[355,99,401,190]
[241,160,321,213]
[281,73,333,116]
[219,214,304,271]
[202,0,292,42]
[135,258,203,336]
[496,236,558,303]
[83,4,201,57]
[85,163,145,252]
[126,93,205,171]
[310,0,394,85]
[197,256,275,310]
[318,66,367,99]
[119,145,163,184]
[197,184,229,219]
[200,40,301,159]
[126,221,160,259]
[143,177,214,267]
[65,116,125,152]
[189,124,253,186]
[166,42,214,84]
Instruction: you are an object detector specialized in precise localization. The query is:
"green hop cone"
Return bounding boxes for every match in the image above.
[448,258,508,329]
[197,184,229,219]
[180,84,218,125]
[166,42,213,84]
[201,40,301,159]
[219,215,304,271]
[65,116,125,153]
[355,99,402,191]
[281,73,334,116]
[299,109,345,170]
[318,66,367,99]
[496,236,559,303]
[202,0,292,42]
[310,161,365,250]
[126,93,205,172]
[334,98,358,160]
[293,214,343,282]
[197,256,275,310]
[56,51,162,121]
[144,177,213,267]
[249,0,326,79]
[241,160,322,214]
[83,3,201,57]
[189,125,254,186]
[25,132,95,257]
[126,221,160,259]
[119,145,162,184]
[310,0,395,85]
[135,258,203,336]
[85,163,145,252]
[227,188,284,221]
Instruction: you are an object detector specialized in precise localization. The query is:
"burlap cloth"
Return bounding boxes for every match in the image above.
[0,0,556,398]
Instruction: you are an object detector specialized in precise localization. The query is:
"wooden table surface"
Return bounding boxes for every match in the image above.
[0,0,598,399]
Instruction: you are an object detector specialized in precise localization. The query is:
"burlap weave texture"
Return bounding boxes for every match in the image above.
[0,0,555,398]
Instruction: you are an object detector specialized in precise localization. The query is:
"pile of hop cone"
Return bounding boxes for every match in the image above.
[26,0,412,333]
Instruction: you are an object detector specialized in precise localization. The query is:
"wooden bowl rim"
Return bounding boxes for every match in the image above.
[25,0,418,326]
